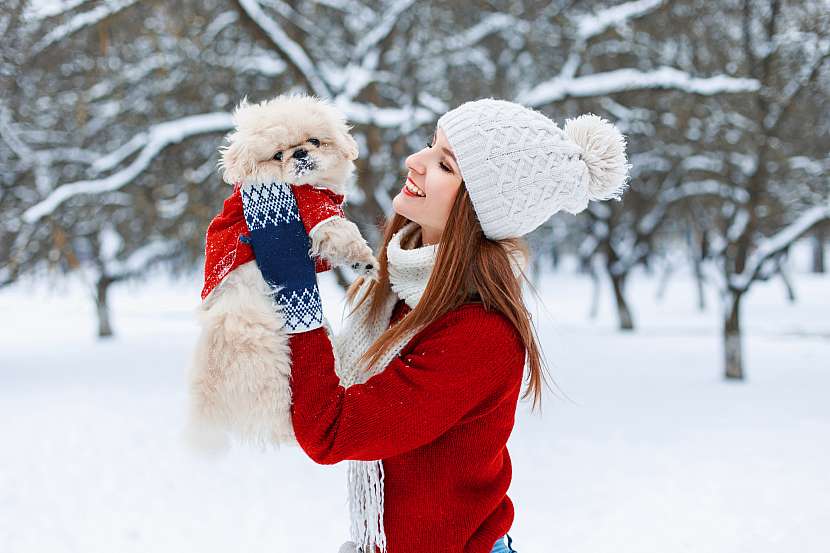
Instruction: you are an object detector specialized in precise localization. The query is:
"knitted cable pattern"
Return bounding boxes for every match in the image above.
[437,98,630,240]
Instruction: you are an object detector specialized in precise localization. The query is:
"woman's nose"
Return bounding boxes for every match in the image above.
[406,151,425,174]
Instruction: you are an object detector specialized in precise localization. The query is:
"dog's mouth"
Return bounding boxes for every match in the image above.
[292,156,317,177]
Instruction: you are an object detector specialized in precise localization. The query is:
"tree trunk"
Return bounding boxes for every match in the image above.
[530,254,541,288]
[777,255,796,303]
[693,230,707,311]
[588,258,602,319]
[95,275,114,338]
[723,291,744,380]
[656,262,672,301]
[588,263,600,320]
[550,244,560,270]
[610,272,634,331]
[813,226,826,274]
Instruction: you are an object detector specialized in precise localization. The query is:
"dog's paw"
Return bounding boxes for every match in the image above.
[349,245,379,279]
[351,260,378,280]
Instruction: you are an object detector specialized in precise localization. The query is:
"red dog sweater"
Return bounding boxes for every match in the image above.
[289,298,526,552]
[201,183,345,301]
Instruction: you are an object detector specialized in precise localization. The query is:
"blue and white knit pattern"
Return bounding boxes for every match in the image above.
[242,180,301,230]
[240,181,323,334]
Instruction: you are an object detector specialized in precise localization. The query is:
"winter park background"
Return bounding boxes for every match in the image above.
[1,1,829,552]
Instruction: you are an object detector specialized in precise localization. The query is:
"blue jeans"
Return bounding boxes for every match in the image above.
[491,533,517,553]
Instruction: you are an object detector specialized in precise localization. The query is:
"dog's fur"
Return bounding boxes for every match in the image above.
[185,94,377,454]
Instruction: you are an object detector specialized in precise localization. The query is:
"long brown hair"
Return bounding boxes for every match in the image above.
[345,183,552,411]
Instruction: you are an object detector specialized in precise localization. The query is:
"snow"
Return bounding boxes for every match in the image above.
[352,0,416,61]
[238,54,287,77]
[444,12,522,52]
[30,0,140,55]
[574,0,664,40]
[23,0,89,22]
[334,98,436,131]
[730,203,830,291]
[789,156,829,176]
[1,253,829,552]
[236,0,331,98]
[107,240,178,279]
[519,67,761,108]
[202,10,239,43]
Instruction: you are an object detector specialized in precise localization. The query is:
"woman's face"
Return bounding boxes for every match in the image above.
[392,126,463,245]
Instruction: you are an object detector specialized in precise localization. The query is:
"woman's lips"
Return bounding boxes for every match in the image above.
[402,184,420,197]
[402,177,425,198]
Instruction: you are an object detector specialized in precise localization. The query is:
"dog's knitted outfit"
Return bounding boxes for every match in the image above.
[289,99,631,552]
[201,181,345,332]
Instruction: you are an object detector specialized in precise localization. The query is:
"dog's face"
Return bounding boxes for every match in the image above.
[219,94,359,195]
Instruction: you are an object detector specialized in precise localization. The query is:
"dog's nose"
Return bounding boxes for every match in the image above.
[293,148,308,160]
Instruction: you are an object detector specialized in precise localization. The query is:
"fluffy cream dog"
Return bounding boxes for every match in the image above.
[185,94,377,453]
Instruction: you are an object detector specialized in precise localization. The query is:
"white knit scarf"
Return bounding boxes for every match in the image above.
[325,221,436,553]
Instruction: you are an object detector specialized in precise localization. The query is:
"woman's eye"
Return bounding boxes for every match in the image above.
[308,138,321,147]
[439,162,452,173]
[273,151,283,161]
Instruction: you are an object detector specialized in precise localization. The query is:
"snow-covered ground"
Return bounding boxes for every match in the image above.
[1,257,828,553]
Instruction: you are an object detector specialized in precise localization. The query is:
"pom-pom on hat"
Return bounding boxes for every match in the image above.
[437,98,631,240]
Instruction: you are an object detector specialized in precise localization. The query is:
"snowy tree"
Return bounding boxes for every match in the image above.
[527,0,764,330]
[2,0,827,350]
[1,0,269,336]
[687,0,830,379]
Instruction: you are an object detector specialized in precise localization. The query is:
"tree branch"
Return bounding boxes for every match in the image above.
[519,66,760,107]
[236,0,332,97]
[730,203,830,291]
[29,0,140,57]
[22,113,233,224]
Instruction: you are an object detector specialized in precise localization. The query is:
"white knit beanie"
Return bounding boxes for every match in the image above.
[437,98,632,240]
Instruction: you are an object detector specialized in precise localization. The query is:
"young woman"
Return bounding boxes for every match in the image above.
[286,98,630,553]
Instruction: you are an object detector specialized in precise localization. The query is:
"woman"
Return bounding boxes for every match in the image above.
[286,98,630,553]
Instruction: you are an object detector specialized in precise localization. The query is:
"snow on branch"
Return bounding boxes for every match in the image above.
[353,0,416,61]
[575,0,664,40]
[335,98,436,131]
[519,66,760,108]
[658,179,750,206]
[30,0,140,56]
[634,180,749,246]
[789,156,830,177]
[730,203,830,291]
[763,46,830,133]
[0,106,34,159]
[237,0,331,98]
[107,239,179,281]
[91,133,148,173]
[23,0,88,21]
[442,12,522,52]
[23,113,233,224]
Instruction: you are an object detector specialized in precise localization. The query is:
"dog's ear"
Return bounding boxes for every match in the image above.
[336,127,359,161]
[218,132,257,185]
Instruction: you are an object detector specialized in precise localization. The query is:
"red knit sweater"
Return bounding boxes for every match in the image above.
[289,298,526,553]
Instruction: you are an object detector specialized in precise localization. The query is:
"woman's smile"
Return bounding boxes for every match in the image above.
[402,176,426,197]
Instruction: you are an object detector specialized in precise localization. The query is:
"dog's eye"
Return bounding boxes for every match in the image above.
[273,151,283,161]
[308,138,321,147]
